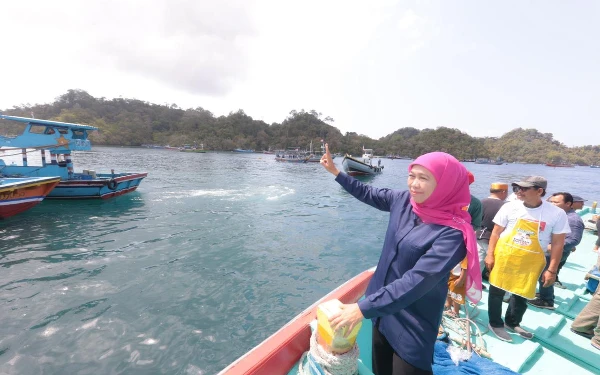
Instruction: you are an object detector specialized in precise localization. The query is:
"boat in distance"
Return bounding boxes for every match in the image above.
[0,114,147,199]
[342,148,383,176]
[475,158,504,165]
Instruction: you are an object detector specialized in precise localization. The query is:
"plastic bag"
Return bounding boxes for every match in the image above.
[446,344,472,366]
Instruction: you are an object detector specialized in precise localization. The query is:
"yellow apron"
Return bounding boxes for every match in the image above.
[489,218,546,299]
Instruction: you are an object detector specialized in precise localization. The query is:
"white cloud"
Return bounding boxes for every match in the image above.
[1,1,597,146]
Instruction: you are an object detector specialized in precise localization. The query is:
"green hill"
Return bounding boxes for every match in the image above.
[2,89,599,165]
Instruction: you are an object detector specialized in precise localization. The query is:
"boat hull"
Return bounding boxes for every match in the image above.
[47,173,148,199]
[0,177,61,219]
[275,157,308,163]
[217,268,374,375]
[342,156,383,176]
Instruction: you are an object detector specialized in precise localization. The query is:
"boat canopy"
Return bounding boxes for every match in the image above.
[0,114,97,151]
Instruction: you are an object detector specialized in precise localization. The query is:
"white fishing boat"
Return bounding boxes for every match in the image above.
[342,147,383,176]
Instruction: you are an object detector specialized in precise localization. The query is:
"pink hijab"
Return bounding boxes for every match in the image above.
[408,152,482,304]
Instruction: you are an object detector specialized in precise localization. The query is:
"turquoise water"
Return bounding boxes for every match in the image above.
[1,147,599,375]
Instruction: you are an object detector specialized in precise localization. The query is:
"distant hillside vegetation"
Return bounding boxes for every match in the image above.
[2,89,599,165]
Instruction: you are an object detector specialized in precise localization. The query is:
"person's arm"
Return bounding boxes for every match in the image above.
[454,268,467,287]
[485,224,505,270]
[595,220,600,251]
[564,216,584,249]
[542,233,566,287]
[335,173,394,212]
[357,229,466,318]
[471,200,483,231]
[320,143,393,211]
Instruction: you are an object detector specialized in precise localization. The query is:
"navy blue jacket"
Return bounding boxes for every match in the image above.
[561,209,584,261]
[336,172,466,371]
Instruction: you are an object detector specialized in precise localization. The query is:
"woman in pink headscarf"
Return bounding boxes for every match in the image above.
[320,146,482,375]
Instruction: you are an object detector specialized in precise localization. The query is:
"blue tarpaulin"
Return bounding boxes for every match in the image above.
[433,342,520,375]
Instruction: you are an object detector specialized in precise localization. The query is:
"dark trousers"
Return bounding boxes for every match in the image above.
[556,258,567,282]
[538,255,554,303]
[372,324,432,375]
[488,285,528,328]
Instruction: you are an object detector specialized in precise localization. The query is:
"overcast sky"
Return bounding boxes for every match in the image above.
[1,1,598,146]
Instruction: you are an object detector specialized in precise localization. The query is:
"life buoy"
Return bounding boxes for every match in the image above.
[107,179,118,190]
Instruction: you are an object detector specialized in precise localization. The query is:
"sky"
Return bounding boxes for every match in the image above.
[1,0,598,146]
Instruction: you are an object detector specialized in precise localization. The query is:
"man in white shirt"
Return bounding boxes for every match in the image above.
[485,176,570,342]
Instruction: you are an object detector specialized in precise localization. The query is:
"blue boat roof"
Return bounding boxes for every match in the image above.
[0,114,98,131]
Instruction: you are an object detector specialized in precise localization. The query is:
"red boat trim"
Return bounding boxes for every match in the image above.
[100,186,139,199]
[218,268,375,375]
[0,196,45,205]
[111,173,148,182]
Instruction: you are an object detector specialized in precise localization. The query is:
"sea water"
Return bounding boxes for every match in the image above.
[1,146,599,374]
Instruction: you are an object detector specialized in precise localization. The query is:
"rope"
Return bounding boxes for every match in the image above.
[298,329,359,375]
[441,304,491,359]
[0,144,64,158]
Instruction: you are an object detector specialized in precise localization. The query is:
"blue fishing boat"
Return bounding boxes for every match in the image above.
[218,208,600,375]
[0,114,147,199]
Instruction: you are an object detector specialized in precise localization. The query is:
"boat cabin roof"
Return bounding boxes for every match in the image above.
[0,114,98,131]
[0,114,96,151]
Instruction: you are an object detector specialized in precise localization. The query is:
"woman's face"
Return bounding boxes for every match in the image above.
[407,165,437,203]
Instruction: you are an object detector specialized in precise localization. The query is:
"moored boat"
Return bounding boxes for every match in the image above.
[180,143,207,153]
[304,140,335,163]
[0,114,147,199]
[342,153,383,176]
[275,147,310,163]
[475,158,504,165]
[0,176,61,219]
[545,162,575,168]
[234,149,255,153]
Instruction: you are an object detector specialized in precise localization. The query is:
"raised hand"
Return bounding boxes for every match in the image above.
[320,143,340,176]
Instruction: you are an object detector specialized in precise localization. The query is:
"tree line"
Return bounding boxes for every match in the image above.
[2,89,600,165]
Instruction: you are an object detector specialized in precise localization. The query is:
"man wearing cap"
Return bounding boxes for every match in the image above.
[485,176,570,342]
[528,192,584,309]
[572,195,586,211]
[477,183,509,278]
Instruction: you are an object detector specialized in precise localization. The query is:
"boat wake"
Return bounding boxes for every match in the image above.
[162,186,295,201]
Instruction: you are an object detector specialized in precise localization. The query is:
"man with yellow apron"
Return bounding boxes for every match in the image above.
[485,176,570,342]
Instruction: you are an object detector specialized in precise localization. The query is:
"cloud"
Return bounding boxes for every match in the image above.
[2,0,257,97]
[95,0,257,95]
[395,9,435,57]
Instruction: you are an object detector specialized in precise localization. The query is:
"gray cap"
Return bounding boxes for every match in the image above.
[512,176,547,190]
[572,195,586,202]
